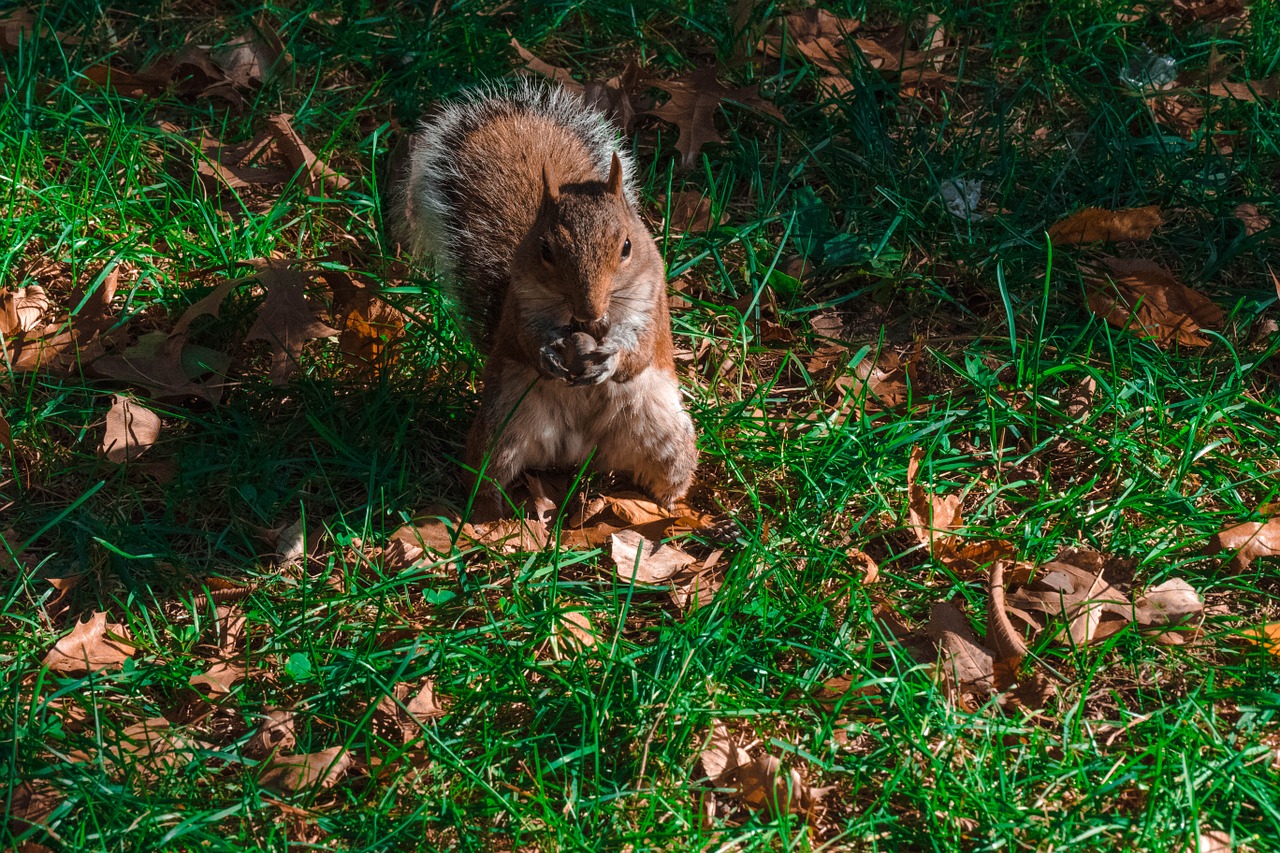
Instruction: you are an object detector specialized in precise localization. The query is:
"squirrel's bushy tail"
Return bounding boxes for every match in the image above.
[396,79,638,346]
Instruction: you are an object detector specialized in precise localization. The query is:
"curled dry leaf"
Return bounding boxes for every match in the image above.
[245,262,341,384]
[1232,203,1270,236]
[927,600,995,708]
[556,608,599,653]
[1085,257,1223,348]
[264,114,350,196]
[1210,518,1280,572]
[214,604,248,651]
[189,660,246,696]
[1005,553,1132,645]
[700,721,832,818]
[101,395,161,463]
[833,349,911,413]
[0,285,50,334]
[611,530,697,584]
[258,746,352,794]
[325,271,407,377]
[5,268,121,374]
[906,447,963,557]
[848,547,879,584]
[511,38,579,90]
[43,611,136,673]
[1134,578,1204,644]
[1047,205,1164,245]
[244,707,297,758]
[212,23,288,90]
[373,680,446,745]
[881,561,1056,713]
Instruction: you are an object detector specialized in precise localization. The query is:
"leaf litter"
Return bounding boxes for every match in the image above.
[1084,257,1224,348]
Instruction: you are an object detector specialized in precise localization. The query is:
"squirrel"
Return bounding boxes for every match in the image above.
[395,81,698,510]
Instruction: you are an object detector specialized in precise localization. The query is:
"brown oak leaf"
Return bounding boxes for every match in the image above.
[1084,257,1223,348]
[647,66,782,169]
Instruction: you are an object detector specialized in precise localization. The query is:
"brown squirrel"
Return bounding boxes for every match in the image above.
[396,82,698,509]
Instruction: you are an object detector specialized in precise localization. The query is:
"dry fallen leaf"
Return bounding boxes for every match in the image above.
[1133,578,1204,644]
[373,680,446,745]
[189,660,246,696]
[385,512,459,570]
[1186,829,1235,853]
[906,447,963,557]
[244,707,297,759]
[42,611,136,673]
[258,746,352,794]
[325,270,407,376]
[611,530,697,584]
[1149,93,1206,139]
[93,330,230,402]
[1207,77,1280,102]
[264,114,350,196]
[1085,257,1223,348]
[213,23,288,90]
[927,600,995,708]
[246,262,341,384]
[189,128,295,192]
[1047,205,1164,245]
[6,779,62,852]
[88,717,206,779]
[660,191,724,234]
[101,395,161,463]
[511,38,580,90]
[848,547,879,584]
[700,721,831,818]
[0,285,50,334]
[758,8,863,100]
[1232,203,1270,236]
[582,60,644,133]
[1210,518,1280,572]
[4,268,121,374]
[556,608,599,653]
[647,66,782,169]
[1005,553,1132,645]
[82,46,244,105]
[834,349,911,412]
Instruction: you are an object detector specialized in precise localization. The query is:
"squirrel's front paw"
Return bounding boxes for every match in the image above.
[568,341,618,387]
[538,339,575,383]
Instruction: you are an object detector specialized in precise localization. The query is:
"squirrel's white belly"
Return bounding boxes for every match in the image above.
[490,362,685,473]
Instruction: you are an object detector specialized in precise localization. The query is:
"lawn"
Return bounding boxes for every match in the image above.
[3,0,1280,850]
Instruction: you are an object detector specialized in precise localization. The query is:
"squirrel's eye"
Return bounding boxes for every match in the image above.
[540,238,554,264]
[621,238,631,260]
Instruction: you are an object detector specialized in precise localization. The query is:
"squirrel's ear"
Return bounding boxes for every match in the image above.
[541,161,561,206]
[606,153,624,198]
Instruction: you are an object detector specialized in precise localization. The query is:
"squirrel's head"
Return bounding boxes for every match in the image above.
[517,153,657,337]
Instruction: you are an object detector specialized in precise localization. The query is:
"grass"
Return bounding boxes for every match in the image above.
[4,0,1280,850]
